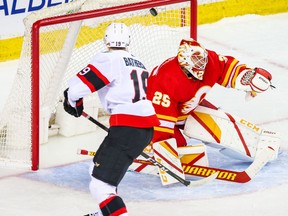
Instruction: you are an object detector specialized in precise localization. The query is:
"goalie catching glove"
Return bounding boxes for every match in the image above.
[63,88,83,117]
[235,67,274,95]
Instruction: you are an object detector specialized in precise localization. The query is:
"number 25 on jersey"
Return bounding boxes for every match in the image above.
[152,91,171,107]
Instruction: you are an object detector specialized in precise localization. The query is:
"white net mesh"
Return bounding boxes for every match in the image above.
[0,0,193,169]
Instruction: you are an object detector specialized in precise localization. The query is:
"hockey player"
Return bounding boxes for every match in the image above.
[63,23,159,216]
[146,38,273,148]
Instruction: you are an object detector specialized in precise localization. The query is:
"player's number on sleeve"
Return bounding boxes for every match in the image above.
[130,70,149,103]
[152,91,170,107]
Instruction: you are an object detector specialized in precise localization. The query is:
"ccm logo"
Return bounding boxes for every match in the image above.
[240,119,260,132]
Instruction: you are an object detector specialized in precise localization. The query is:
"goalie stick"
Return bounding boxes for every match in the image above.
[81,111,218,188]
[78,146,275,183]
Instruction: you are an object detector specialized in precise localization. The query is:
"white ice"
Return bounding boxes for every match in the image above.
[0,13,288,216]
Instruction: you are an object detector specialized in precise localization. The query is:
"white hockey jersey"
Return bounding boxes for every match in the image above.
[67,50,159,128]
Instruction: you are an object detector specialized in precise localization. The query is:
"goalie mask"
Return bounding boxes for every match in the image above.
[104,22,131,48]
[177,38,208,80]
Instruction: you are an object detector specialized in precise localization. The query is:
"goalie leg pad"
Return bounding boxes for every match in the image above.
[153,138,185,186]
[178,144,209,166]
[183,105,280,161]
[129,140,209,177]
[256,130,280,160]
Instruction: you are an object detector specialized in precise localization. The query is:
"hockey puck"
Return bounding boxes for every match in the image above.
[149,8,158,16]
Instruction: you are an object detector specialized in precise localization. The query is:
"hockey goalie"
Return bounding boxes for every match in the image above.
[129,38,280,185]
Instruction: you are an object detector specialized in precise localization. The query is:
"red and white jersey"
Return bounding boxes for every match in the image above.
[146,50,249,146]
[67,50,159,128]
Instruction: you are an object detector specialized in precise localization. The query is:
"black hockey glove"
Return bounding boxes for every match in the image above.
[63,88,83,118]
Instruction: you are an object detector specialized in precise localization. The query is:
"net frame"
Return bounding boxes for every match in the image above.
[1,0,197,170]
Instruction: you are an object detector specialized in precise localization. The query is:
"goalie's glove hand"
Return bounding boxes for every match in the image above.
[63,88,83,117]
[235,67,275,97]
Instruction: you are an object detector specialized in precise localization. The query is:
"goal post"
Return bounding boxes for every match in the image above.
[0,0,198,170]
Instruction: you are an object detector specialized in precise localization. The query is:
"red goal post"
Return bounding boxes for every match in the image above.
[0,0,198,170]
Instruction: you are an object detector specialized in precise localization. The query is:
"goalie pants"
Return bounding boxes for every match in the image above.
[91,125,154,186]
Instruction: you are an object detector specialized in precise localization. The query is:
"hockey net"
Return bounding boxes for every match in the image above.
[0,0,197,170]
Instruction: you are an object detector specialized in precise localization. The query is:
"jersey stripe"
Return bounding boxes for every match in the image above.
[109,113,159,128]
[231,64,247,88]
[220,59,238,87]
[154,126,174,134]
[156,114,178,122]
[77,64,110,92]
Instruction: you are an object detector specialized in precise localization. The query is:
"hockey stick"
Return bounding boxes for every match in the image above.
[81,111,218,187]
[78,146,274,183]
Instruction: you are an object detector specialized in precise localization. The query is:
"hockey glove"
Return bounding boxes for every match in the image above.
[63,88,83,117]
[235,67,274,95]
